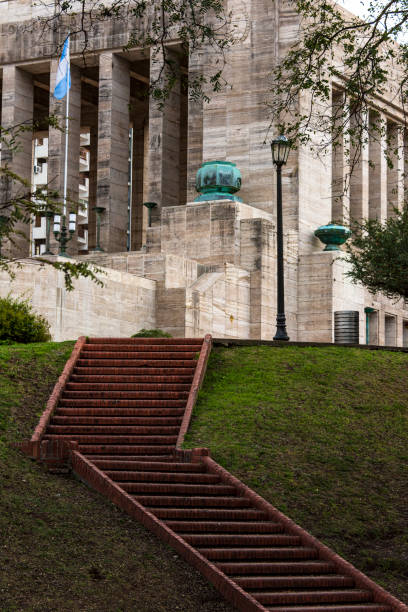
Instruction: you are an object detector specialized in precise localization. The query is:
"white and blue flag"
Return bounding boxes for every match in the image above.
[54,36,71,100]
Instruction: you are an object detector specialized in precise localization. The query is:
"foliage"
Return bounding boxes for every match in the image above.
[344,205,408,301]
[131,328,172,337]
[0,294,51,343]
[270,0,408,166]
[185,345,408,602]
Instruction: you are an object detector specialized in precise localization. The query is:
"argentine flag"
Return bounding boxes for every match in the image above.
[54,36,71,100]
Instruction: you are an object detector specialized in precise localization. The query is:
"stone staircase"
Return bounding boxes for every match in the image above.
[23,337,407,612]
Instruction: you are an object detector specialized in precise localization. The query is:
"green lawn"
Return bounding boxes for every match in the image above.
[0,342,233,612]
[184,344,408,604]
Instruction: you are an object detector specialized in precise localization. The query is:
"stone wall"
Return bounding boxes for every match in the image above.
[0,258,156,341]
[298,251,408,345]
[185,264,251,338]
[81,200,276,339]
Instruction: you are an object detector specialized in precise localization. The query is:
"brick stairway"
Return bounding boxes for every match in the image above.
[43,337,200,462]
[27,337,406,612]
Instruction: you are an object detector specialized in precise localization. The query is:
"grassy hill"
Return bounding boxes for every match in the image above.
[184,344,408,604]
[0,342,233,612]
[1,341,407,609]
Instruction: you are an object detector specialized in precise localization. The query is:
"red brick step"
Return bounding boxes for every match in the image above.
[45,434,178,444]
[66,383,191,391]
[47,425,180,435]
[255,589,372,604]
[71,373,194,380]
[105,471,220,483]
[85,454,175,462]
[151,508,269,520]
[51,417,183,426]
[199,547,319,561]
[265,606,392,612]
[79,445,175,455]
[79,351,198,360]
[58,399,186,407]
[82,344,202,352]
[62,390,189,399]
[182,534,301,547]
[138,496,252,508]
[167,521,285,533]
[55,408,185,417]
[90,460,205,472]
[86,337,203,344]
[235,575,355,589]
[121,482,237,495]
[76,359,197,368]
[216,561,337,575]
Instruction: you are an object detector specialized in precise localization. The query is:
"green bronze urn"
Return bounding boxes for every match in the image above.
[314,223,351,251]
[194,161,242,202]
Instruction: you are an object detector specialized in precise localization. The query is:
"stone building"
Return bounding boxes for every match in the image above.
[1,0,408,345]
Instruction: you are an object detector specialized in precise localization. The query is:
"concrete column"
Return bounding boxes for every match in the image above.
[404,130,408,205]
[1,65,33,257]
[186,50,203,202]
[387,121,404,218]
[378,309,385,345]
[369,111,387,222]
[130,99,147,251]
[146,47,181,209]
[179,88,188,205]
[87,126,98,250]
[49,60,81,254]
[350,111,369,222]
[97,52,130,252]
[396,314,404,347]
[331,90,350,224]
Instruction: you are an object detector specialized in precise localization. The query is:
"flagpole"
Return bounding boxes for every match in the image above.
[63,38,70,219]
[52,33,76,257]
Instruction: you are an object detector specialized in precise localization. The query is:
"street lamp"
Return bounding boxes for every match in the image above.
[271,134,291,341]
[143,201,157,227]
[53,212,76,257]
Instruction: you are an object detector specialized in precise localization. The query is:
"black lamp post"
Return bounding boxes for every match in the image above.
[53,212,76,257]
[271,135,291,341]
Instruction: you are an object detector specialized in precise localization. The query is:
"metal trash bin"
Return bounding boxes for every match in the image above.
[334,311,359,344]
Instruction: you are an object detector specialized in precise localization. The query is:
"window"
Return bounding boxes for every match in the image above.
[34,239,46,255]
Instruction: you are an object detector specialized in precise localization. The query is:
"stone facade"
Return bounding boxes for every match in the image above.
[1,1,408,345]
[0,258,156,341]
